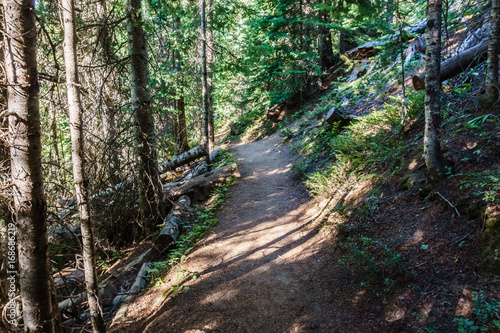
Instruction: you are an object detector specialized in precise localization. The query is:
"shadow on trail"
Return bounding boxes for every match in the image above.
[120,135,385,332]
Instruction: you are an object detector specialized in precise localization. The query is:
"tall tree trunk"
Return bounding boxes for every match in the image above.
[176,79,190,154]
[172,18,190,155]
[424,0,449,180]
[127,0,168,230]
[60,0,106,332]
[486,0,500,107]
[3,0,57,331]
[318,0,334,71]
[201,0,211,162]
[96,0,121,185]
[0,3,11,311]
[206,0,215,153]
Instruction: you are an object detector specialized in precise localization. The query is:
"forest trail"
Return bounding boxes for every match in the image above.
[121,133,353,332]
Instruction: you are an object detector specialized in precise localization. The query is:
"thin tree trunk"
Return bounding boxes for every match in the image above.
[201,0,211,162]
[318,0,334,71]
[177,89,190,154]
[173,18,190,155]
[127,0,168,230]
[486,0,500,107]
[0,5,11,308]
[60,0,106,331]
[424,0,449,180]
[206,0,215,153]
[3,0,57,331]
[96,0,121,185]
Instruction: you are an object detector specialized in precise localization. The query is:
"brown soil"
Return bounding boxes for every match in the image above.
[115,133,356,332]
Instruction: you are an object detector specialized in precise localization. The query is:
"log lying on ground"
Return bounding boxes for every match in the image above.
[345,40,385,59]
[58,283,117,312]
[110,262,152,330]
[54,144,208,219]
[267,102,287,122]
[159,145,206,174]
[412,39,488,90]
[325,107,358,128]
[155,195,192,252]
[182,146,224,181]
[163,163,241,202]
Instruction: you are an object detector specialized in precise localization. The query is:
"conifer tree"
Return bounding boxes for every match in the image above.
[3,0,57,330]
[423,0,449,180]
[127,0,168,230]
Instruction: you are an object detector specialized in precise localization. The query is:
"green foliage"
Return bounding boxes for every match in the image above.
[452,170,500,204]
[145,177,235,289]
[212,147,237,169]
[146,261,169,286]
[454,291,500,332]
[337,235,405,276]
[161,269,197,297]
[304,105,409,196]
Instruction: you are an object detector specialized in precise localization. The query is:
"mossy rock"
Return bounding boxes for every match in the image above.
[479,204,500,275]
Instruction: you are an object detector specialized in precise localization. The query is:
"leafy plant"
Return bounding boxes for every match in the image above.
[452,170,500,204]
[337,235,405,277]
[454,291,500,332]
[147,261,169,287]
[213,147,237,169]
[162,269,197,297]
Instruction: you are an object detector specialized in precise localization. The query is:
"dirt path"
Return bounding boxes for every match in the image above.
[121,133,353,332]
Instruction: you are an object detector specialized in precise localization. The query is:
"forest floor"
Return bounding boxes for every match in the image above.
[115,131,361,332]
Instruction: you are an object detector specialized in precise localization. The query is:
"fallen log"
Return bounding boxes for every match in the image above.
[345,40,385,59]
[163,163,241,202]
[58,283,118,312]
[54,145,208,219]
[110,262,152,330]
[412,39,488,91]
[158,145,206,174]
[155,195,192,252]
[266,102,287,123]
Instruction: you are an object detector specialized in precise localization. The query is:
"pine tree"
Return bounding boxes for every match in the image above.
[127,0,168,230]
[423,0,449,180]
[3,0,57,330]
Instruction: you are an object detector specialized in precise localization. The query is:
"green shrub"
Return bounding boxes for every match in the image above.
[454,291,500,332]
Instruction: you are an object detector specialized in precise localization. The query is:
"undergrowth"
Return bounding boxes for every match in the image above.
[147,176,236,289]
[337,235,405,277]
[303,103,415,196]
[212,146,238,168]
[454,291,500,333]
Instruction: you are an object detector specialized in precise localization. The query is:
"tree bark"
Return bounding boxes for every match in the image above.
[96,0,121,185]
[158,144,206,174]
[3,0,57,331]
[207,0,215,153]
[127,0,168,230]
[162,163,241,202]
[486,0,500,107]
[60,0,106,331]
[173,18,190,155]
[318,0,335,71]
[201,0,211,162]
[412,39,489,90]
[424,0,449,180]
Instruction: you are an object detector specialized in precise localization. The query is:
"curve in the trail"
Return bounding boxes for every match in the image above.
[121,133,354,333]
